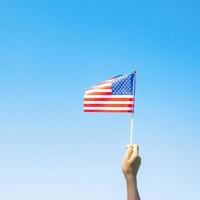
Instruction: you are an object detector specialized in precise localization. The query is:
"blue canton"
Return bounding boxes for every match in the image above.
[112,73,134,95]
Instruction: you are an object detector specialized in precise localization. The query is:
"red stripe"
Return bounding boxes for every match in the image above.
[84,110,133,113]
[84,104,133,107]
[98,86,112,89]
[85,92,112,95]
[84,97,134,101]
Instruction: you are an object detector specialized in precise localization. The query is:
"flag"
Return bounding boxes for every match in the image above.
[83,72,136,113]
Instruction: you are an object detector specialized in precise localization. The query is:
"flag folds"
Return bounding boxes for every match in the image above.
[83,73,135,113]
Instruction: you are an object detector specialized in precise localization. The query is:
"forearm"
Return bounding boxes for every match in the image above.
[126,177,140,200]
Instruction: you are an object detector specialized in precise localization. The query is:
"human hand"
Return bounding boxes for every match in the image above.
[122,144,141,182]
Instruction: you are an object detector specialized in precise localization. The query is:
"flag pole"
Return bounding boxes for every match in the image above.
[130,70,136,144]
[130,113,134,144]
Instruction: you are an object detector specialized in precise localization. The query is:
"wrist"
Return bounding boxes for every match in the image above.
[125,174,137,184]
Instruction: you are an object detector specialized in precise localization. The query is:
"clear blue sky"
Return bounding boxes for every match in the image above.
[0,0,199,199]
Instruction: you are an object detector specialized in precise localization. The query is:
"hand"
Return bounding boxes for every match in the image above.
[122,144,141,181]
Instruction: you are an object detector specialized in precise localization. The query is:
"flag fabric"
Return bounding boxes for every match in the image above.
[83,72,136,113]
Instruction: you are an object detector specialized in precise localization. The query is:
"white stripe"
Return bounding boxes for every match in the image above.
[84,95,134,98]
[94,79,113,87]
[84,107,133,110]
[84,101,133,104]
[89,82,112,89]
[86,89,112,93]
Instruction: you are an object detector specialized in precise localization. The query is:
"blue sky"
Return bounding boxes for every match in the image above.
[0,0,200,199]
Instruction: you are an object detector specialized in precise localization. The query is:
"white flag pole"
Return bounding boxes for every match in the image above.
[130,112,134,144]
[129,70,136,144]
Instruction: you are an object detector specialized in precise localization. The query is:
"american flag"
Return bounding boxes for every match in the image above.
[84,72,136,113]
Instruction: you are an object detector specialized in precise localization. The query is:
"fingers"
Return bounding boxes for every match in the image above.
[126,144,133,149]
[124,144,140,161]
[130,144,139,161]
[124,144,133,159]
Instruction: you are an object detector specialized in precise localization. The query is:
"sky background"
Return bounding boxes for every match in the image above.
[0,0,200,199]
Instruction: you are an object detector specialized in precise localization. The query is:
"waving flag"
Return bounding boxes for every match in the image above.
[83,72,136,113]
